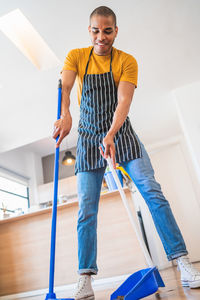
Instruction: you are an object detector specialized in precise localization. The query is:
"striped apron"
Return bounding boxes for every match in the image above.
[75,47,142,175]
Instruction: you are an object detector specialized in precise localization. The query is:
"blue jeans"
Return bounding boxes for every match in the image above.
[77,141,188,275]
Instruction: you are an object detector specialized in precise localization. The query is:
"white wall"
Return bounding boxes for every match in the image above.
[135,136,200,269]
[24,151,44,205]
[174,81,200,201]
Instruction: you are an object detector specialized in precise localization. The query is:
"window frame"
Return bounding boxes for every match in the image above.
[0,166,30,212]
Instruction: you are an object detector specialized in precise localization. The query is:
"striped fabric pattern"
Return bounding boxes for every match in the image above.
[75,48,142,175]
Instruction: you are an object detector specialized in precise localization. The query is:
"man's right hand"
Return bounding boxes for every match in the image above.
[53,112,72,148]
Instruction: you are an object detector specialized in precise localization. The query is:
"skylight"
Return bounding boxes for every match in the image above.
[0,9,60,70]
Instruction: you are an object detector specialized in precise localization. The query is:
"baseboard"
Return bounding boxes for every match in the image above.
[0,273,131,299]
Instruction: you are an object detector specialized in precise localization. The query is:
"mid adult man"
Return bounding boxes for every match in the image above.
[53,6,200,300]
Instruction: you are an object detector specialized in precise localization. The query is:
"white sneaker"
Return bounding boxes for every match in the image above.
[74,274,95,300]
[177,256,200,288]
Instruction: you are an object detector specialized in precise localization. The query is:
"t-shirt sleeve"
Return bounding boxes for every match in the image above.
[62,49,78,73]
[120,55,138,88]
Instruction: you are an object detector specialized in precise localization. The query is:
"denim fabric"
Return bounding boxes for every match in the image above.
[76,140,188,275]
[77,167,106,274]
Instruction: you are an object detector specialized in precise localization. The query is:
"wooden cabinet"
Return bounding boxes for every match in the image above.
[0,189,146,296]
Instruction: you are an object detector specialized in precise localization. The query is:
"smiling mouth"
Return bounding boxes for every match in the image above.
[96,42,107,46]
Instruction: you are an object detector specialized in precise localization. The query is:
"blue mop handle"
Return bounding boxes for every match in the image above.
[48,79,62,295]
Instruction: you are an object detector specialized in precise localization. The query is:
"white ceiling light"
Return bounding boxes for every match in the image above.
[0,9,60,70]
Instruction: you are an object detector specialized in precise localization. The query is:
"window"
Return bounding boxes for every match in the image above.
[0,175,29,217]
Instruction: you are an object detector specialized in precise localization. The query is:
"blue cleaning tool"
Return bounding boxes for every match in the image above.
[110,267,163,300]
[100,144,165,299]
[45,79,74,300]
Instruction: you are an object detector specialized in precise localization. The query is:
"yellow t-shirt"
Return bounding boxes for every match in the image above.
[62,46,138,105]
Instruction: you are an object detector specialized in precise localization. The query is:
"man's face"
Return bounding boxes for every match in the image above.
[88,15,118,56]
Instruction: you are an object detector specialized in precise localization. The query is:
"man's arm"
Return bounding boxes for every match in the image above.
[99,81,135,167]
[53,70,76,147]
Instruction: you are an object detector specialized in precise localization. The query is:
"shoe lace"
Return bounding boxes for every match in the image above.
[179,257,200,276]
[77,276,86,289]
[77,275,93,291]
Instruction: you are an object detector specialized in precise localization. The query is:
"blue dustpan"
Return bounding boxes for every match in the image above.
[110,267,164,299]
[45,80,74,300]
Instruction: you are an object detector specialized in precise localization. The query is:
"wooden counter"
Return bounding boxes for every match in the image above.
[0,188,146,296]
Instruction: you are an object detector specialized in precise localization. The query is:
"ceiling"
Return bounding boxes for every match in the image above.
[0,0,200,157]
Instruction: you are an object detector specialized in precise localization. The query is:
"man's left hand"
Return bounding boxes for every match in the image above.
[99,134,116,169]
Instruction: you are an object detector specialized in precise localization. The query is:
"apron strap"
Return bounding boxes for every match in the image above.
[84,48,93,76]
[84,47,113,76]
[110,48,113,72]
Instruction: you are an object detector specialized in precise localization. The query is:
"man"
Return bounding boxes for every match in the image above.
[53,6,200,300]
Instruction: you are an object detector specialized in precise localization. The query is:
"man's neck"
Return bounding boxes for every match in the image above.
[93,47,112,56]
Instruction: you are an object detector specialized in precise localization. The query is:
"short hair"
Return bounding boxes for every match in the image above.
[90,6,117,27]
